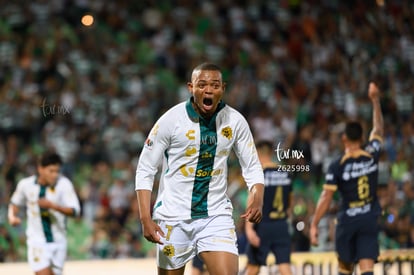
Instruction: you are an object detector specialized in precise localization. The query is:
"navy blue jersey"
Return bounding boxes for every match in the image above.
[324,137,382,224]
[262,166,292,222]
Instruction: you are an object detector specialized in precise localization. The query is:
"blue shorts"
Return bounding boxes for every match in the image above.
[335,216,379,263]
[245,219,291,265]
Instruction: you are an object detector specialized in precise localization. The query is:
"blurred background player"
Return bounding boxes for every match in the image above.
[244,141,293,275]
[310,82,384,275]
[8,152,81,275]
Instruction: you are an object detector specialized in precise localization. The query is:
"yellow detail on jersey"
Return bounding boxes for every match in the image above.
[185,130,195,140]
[180,165,194,176]
[151,124,159,136]
[357,175,370,200]
[185,147,197,156]
[201,151,213,158]
[41,212,50,217]
[269,211,286,219]
[272,186,284,212]
[163,244,175,257]
[165,225,173,241]
[217,149,229,157]
[221,126,233,140]
[340,149,372,164]
[196,169,222,177]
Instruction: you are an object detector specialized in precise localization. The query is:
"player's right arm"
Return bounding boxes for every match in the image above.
[310,188,334,246]
[8,204,21,226]
[135,114,174,244]
[8,179,26,226]
[136,190,165,244]
[368,82,383,140]
[310,162,338,246]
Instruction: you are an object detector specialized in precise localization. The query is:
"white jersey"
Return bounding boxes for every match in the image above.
[10,175,81,245]
[136,99,264,221]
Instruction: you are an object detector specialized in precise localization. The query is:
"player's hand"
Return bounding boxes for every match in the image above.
[368,82,380,101]
[310,224,319,246]
[38,198,55,210]
[246,227,261,247]
[241,190,263,223]
[8,216,21,226]
[141,218,165,245]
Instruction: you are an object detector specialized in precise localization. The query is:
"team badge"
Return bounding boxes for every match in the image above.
[163,244,175,257]
[221,126,232,140]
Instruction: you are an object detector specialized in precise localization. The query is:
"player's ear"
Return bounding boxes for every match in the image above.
[341,133,347,143]
[187,82,193,95]
[37,164,43,176]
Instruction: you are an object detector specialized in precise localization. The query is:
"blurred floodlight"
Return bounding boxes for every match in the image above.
[81,14,94,27]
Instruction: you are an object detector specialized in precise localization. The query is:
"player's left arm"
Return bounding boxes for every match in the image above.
[8,179,27,226]
[368,82,384,141]
[233,115,264,223]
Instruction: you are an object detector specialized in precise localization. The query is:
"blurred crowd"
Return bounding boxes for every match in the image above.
[0,0,414,262]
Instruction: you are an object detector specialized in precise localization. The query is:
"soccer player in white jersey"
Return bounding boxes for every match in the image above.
[136,62,265,275]
[8,152,81,275]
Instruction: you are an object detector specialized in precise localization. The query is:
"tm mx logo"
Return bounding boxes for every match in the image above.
[275,142,304,162]
[40,98,70,117]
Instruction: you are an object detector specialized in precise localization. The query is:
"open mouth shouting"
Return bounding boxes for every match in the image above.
[203,97,214,110]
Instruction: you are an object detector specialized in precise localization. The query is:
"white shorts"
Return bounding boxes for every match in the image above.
[156,215,238,270]
[27,242,67,275]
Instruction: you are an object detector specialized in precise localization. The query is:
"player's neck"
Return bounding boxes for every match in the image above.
[36,176,49,186]
[344,143,361,154]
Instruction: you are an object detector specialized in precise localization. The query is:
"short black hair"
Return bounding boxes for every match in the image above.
[38,151,63,167]
[193,62,222,72]
[255,140,274,153]
[344,121,363,141]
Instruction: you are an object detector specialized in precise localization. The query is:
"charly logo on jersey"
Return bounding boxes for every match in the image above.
[221,126,233,140]
[185,129,195,140]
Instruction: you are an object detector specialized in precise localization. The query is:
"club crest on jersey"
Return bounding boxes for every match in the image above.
[163,244,175,257]
[221,126,233,140]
